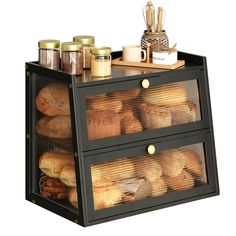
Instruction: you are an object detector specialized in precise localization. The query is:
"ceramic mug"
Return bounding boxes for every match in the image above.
[122,45,146,62]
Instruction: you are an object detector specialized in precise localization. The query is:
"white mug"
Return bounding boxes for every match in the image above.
[122,45,146,62]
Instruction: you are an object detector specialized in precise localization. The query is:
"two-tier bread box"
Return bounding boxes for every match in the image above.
[26,51,219,227]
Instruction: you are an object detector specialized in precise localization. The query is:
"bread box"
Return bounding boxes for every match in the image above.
[25,51,219,226]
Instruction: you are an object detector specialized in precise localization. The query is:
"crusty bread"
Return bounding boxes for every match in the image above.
[60,165,76,187]
[142,83,187,107]
[39,151,74,178]
[36,115,72,139]
[36,83,70,116]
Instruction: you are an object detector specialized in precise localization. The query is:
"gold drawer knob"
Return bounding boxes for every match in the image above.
[147,145,156,155]
[142,79,150,89]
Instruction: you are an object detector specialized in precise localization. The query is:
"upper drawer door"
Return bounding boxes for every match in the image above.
[76,69,210,151]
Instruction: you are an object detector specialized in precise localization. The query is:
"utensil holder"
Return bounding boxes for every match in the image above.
[141,30,169,57]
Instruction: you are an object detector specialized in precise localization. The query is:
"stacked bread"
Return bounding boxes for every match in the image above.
[86,88,143,140]
[139,83,197,129]
[36,83,72,139]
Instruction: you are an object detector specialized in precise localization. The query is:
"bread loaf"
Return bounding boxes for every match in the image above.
[36,115,72,139]
[36,83,70,116]
[69,188,78,208]
[39,150,74,178]
[158,150,186,177]
[60,164,76,187]
[150,177,167,197]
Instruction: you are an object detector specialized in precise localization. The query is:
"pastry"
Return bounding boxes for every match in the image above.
[36,115,72,139]
[100,158,135,182]
[93,184,122,210]
[112,88,141,101]
[36,83,70,116]
[69,188,78,208]
[39,175,69,199]
[39,150,74,178]
[133,157,162,182]
[115,177,152,202]
[170,102,197,124]
[150,177,168,197]
[142,83,187,106]
[89,95,122,113]
[138,103,171,129]
[121,117,143,134]
[158,150,186,177]
[181,150,203,178]
[87,109,120,140]
[60,164,76,187]
[164,170,194,191]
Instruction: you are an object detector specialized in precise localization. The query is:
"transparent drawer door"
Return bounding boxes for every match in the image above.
[85,79,201,141]
[90,143,207,211]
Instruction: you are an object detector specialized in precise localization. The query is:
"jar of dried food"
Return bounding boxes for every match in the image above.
[61,42,83,75]
[91,47,111,77]
[38,39,60,69]
[73,35,94,69]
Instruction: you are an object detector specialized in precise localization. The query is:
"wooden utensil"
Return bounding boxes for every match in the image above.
[143,1,155,32]
[157,7,164,33]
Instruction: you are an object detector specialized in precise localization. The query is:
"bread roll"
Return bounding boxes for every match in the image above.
[115,177,152,202]
[164,170,194,191]
[93,184,122,210]
[170,102,197,124]
[87,109,120,140]
[151,177,167,197]
[158,150,186,177]
[133,157,162,182]
[39,151,74,178]
[69,188,78,208]
[181,150,203,178]
[39,175,69,199]
[121,117,143,134]
[112,88,141,101]
[100,158,135,182]
[138,103,171,129]
[60,165,76,187]
[36,83,70,116]
[89,95,122,113]
[142,84,187,106]
[36,115,72,139]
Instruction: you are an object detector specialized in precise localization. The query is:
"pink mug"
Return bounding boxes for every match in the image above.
[122,45,146,62]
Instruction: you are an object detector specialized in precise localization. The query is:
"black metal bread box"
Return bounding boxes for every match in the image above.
[26,51,219,227]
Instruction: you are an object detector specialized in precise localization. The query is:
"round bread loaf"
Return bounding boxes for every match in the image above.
[36,83,70,116]
[181,150,203,178]
[39,151,74,178]
[164,170,194,191]
[150,177,167,197]
[133,157,162,182]
[60,165,76,187]
[69,188,78,208]
[39,175,69,199]
[158,150,186,177]
[138,103,171,129]
[93,184,122,210]
[36,115,72,139]
[100,158,135,182]
[112,88,141,101]
[142,84,187,106]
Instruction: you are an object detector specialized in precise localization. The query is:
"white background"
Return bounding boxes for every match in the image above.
[0,0,235,235]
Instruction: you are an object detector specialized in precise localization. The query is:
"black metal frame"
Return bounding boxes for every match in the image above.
[25,51,219,227]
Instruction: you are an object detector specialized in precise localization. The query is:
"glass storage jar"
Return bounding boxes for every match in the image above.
[91,47,111,77]
[73,35,94,69]
[38,39,60,70]
[61,42,83,75]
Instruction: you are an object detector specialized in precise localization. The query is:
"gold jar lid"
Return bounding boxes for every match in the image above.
[73,35,94,45]
[61,42,83,51]
[38,39,60,49]
[91,47,111,56]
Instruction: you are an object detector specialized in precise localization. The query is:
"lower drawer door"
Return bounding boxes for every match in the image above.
[82,131,218,223]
